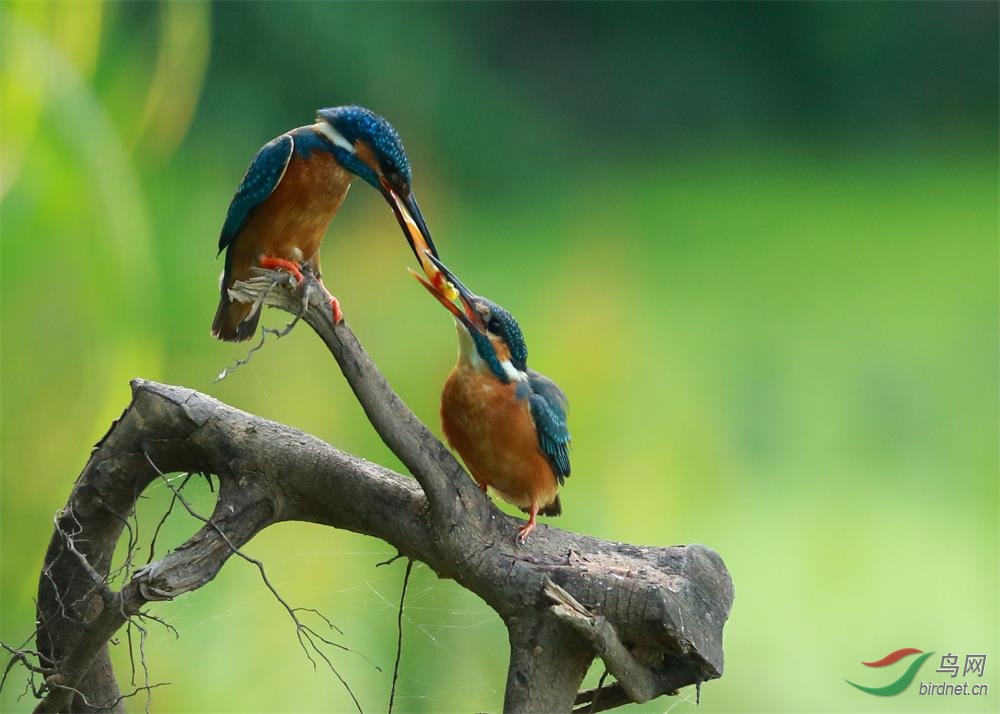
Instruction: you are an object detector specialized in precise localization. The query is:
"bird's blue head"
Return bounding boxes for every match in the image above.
[314,105,440,275]
[315,106,411,192]
[470,297,529,376]
[412,253,529,384]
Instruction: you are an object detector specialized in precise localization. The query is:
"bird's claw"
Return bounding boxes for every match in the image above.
[303,269,344,325]
[516,521,535,544]
[516,503,539,544]
[329,296,343,324]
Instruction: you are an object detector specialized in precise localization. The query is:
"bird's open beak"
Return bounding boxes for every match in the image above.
[409,251,485,333]
[380,179,458,300]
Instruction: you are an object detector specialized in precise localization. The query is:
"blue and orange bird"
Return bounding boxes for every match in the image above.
[212,105,445,341]
[412,254,571,542]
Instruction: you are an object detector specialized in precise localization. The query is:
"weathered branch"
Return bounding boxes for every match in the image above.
[23,273,734,713]
[229,271,483,529]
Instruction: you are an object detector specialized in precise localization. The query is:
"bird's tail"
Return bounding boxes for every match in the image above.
[539,495,562,517]
[211,296,260,342]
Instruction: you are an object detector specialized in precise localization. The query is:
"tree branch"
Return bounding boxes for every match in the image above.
[20,272,734,713]
[229,271,482,528]
[545,579,660,701]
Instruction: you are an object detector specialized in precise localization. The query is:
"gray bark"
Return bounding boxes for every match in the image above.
[27,272,734,712]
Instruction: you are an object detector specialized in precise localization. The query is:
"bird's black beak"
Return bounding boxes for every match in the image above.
[379,178,454,297]
[409,251,485,333]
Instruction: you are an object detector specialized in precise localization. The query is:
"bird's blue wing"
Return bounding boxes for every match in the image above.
[218,133,294,253]
[527,370,571,484]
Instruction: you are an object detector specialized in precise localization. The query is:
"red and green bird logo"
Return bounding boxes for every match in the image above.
[845,648,934,696]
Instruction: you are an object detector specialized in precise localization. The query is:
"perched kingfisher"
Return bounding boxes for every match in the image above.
[212,105,445,341]
[412,253,571,542]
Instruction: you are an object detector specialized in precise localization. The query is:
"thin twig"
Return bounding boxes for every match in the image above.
[0,642,51,669]
[589,669,610,713]
[214,271,306,383]
[146,472,192,565]
[46,680,170,712]
[55,511,112,609]
[16,621,46,655]
[41,550,72,623]
[137,611,179,640]
[292,608,344,637]
[142,451,363,713]
[0,641,55,694]
[387,559,414,714]
[132,619,153,714]
[126,622,136,688]
[376,552,404,568]
[573,683,632,713]
[18,668,43,702]
[103,504,138,584]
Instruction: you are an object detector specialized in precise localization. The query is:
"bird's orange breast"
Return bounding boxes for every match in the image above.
[228,149,352,284]
[441,365,559,512]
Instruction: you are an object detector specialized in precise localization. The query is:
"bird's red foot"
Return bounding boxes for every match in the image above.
[259,256,305,284]
[298,269,344,325]
[516,520,536,544]
[477,480,489,493]
[311,281,343,324]
[516,503,539,544]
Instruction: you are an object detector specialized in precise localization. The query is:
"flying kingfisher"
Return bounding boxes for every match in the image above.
[412,253,571,542]
[212,105,447,341]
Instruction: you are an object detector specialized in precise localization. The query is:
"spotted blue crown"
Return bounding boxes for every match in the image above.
[316,105,412,191]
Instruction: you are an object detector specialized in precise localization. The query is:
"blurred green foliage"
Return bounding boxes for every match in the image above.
[1,2,996,712]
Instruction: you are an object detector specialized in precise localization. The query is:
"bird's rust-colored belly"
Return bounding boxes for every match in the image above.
[229,149,351,282]
[441,366,559,511]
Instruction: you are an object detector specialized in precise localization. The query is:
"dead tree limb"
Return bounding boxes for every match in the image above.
[23,272,734,712]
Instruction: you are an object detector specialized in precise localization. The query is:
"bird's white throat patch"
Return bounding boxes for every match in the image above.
[455,321,482,367]
[501,360,528,383]
[455,321,527,382]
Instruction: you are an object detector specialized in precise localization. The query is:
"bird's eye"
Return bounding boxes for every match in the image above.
[385,171,408,194]
[486,316,502,335]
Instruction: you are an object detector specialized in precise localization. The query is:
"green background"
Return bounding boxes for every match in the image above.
[2,2,997,712]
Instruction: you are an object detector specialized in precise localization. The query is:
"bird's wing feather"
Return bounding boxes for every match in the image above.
[218,134,295,253]
[527,370,571,484]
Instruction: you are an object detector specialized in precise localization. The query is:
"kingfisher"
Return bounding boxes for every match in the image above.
[412,253,571,542]
[212,105,447,341]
